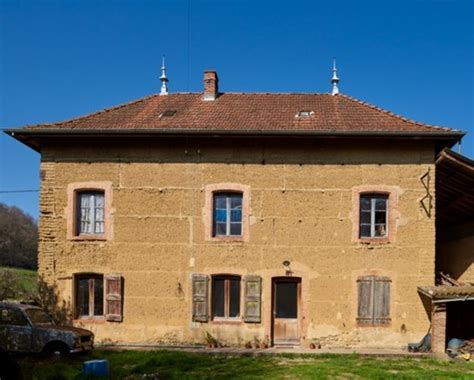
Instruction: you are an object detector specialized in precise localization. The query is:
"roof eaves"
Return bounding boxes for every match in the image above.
[4,128,465,138]
[436,148,474,167]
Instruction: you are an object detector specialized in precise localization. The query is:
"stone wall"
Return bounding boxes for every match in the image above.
[38,138,436,348]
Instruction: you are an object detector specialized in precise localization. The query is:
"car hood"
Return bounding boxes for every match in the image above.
[35,325,93,336]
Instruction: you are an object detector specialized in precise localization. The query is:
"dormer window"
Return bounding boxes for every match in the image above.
[159,110,176,118]
[296,111,313,117]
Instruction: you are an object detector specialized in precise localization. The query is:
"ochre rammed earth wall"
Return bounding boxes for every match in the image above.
[38,138,436,348]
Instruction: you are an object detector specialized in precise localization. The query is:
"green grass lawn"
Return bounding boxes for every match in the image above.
[0,266,38,293]
[18,350,474,380]
[0,267,38,301]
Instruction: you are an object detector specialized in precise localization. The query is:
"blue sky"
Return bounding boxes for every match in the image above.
[1,0,473,219]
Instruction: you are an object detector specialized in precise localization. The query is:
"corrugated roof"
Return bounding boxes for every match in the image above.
[418,285,474,300]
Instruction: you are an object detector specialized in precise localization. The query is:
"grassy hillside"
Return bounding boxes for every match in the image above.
[0,266,38,300]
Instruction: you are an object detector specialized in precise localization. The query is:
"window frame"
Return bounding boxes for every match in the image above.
[74,273,105,320]
[212,192,243,237]
[204,183,250,242]
[67,181,113,241]
[359,194,389,239]
[351,186,398,244]
[76,191,105,236]
[211,275,242,321]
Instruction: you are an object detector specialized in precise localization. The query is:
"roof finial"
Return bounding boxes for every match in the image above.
[160,55,169,96]
[331,57,339,95]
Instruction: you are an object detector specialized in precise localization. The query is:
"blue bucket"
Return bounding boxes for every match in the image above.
[83,359,109,377]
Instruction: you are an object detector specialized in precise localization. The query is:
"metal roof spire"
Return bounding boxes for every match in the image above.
[331,58,339,95]
[160,55,169,96]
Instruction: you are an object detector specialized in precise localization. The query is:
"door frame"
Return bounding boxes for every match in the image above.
[271,276,302,346]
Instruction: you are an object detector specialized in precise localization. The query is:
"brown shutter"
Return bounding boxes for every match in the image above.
[373,277,391,325]
[357,277,373,325]
[105,274,123,322]
[192,274,209,322]
[243,275,261,323]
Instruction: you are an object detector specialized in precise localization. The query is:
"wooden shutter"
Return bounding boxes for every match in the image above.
[105,274,123,322]
[357,276,391,325]
[192,274,209,322]
[357,277,373,325]
[243,275,262,323]
[373,277,391,325]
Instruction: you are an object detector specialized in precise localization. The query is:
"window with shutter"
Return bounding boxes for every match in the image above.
[243,275,262,323]
[104,274,123,322]
[357,276,391,326]
[75,274,104,319]
[192,274,209,322]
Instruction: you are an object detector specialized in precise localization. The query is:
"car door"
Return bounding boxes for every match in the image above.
[0,306,32,352]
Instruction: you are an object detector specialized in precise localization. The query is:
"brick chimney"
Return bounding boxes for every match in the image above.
[203,70,218,101]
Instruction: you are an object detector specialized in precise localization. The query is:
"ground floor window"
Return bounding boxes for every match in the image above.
[357,275,391,325]
[75,274,104,318]
[212,275,241,319]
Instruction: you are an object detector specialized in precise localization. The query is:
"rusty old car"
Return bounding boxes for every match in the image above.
[0,302,93,356]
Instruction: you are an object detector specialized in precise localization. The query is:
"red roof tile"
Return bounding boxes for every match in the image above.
[19,93,461,135]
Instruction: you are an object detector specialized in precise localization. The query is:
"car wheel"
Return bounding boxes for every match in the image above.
[42,342,70,358]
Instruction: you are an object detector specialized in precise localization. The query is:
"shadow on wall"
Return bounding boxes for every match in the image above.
[36,276,72,325]
[0,272,72,324]
[419,292,433,323]
[47,138,435,166]
[437,235,474,281]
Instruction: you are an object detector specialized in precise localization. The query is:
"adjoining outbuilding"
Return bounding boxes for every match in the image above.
[418,149,474,354]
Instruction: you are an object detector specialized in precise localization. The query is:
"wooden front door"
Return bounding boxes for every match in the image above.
[272,277,301,345]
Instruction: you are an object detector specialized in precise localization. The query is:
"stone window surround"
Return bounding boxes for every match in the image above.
[204,183,250,242]
[67,181,113,241]
[351,185,399,244]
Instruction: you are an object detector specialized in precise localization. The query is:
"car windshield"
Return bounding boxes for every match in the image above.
[25,308,54,325]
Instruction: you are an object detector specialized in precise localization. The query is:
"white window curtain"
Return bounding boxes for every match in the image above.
[79,192,105,234]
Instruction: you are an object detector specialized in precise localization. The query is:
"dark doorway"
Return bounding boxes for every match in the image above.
[446,301,474,342]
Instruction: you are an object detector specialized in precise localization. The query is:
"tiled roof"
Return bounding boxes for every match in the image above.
[418,285,474,300]
[19,93,461,135]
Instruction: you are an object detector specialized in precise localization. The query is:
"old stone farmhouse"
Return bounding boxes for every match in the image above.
[6,68,473,352]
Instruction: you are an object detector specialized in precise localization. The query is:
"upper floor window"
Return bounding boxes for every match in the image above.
[359,194,388,239]
[67,181,113,241]
[77,191,105,235]
[213,193,243,237]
